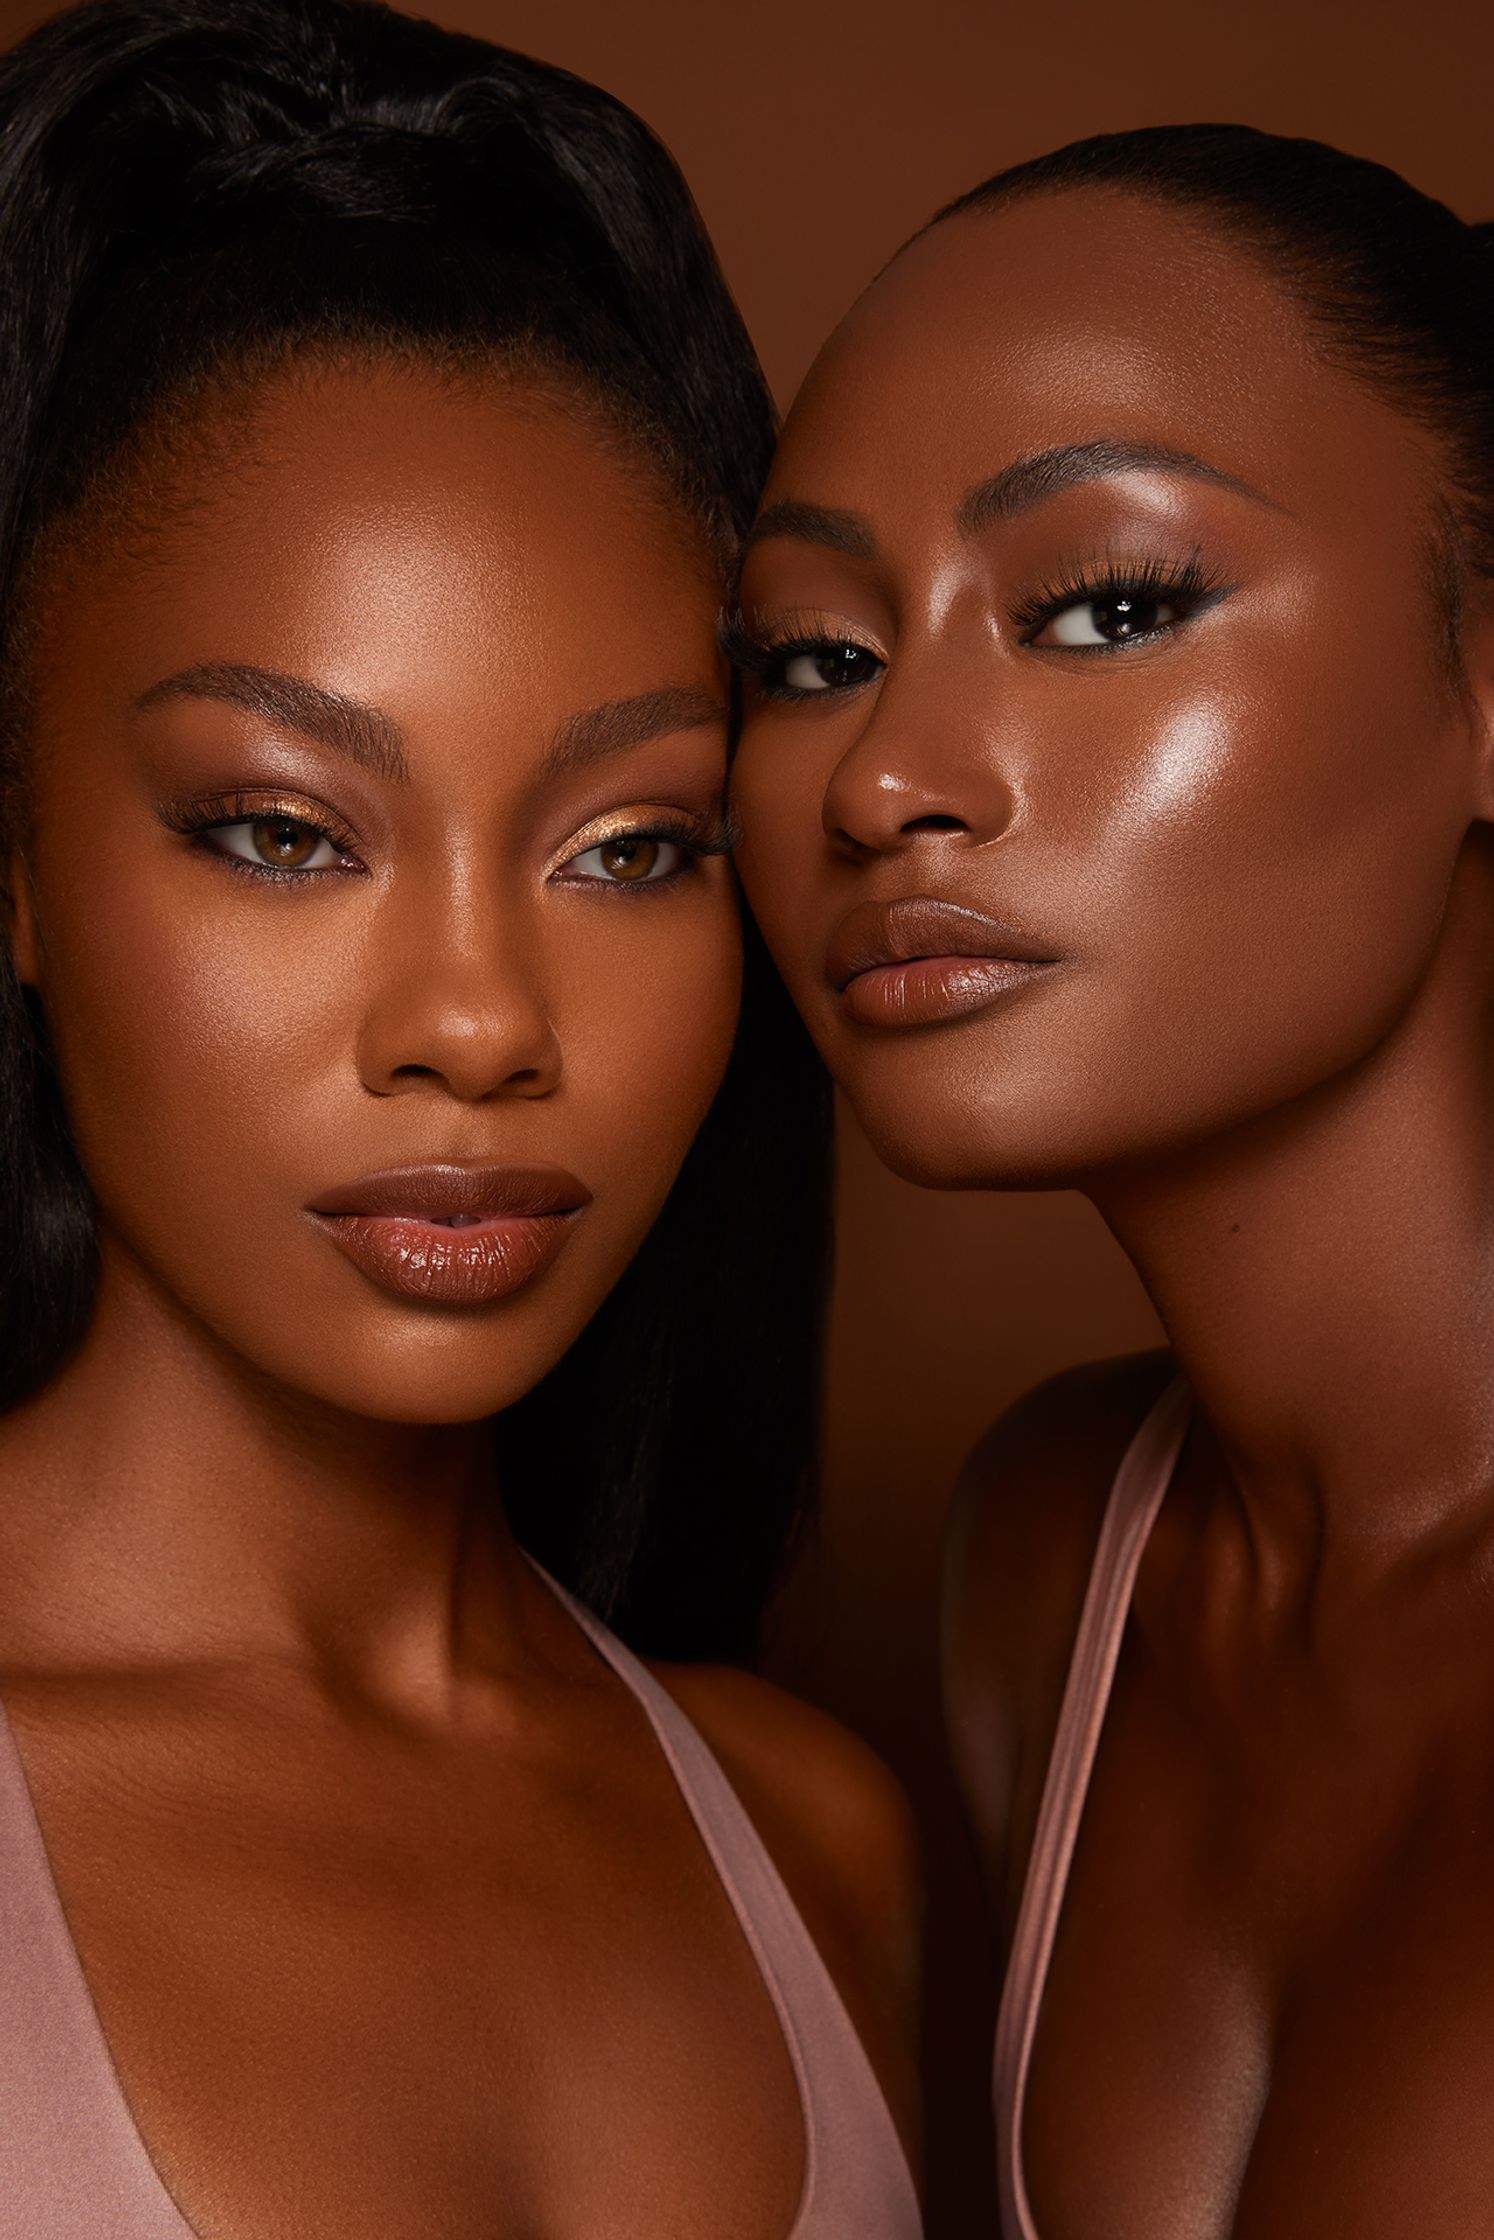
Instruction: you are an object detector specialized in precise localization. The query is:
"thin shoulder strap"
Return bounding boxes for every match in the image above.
[535,1566,922,2239]
[0,1709,199,2238]
[993,1374,1192,2240]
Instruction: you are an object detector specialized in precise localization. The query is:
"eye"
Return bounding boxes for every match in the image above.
[562,832,687,885]
[208,816,344,871]
[778,643,884,694]
[720,610,887,703]
[1038,593,1181,648]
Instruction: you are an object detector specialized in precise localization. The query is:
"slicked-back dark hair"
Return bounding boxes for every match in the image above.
[0,0,832,1663]
[931,124,1494,611]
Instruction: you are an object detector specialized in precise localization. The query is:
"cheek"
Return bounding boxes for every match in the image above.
[37,858,351,1226]
[550,889,743,1204]
[730,734,831,975]
[1096,670,1457,1006]
[1005,639,1471,1158]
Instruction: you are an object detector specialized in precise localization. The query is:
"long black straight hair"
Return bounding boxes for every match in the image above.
[0,0,832,1664]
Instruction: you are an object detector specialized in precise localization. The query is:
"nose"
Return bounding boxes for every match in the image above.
[356,888,562,1103]
[820,674,1017,857]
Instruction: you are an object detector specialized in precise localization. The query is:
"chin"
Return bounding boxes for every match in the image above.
[848,1096,1090,1195]
[218,1306,576,1429]
[301,1363,537,1427]
[839,1037,1124,1191]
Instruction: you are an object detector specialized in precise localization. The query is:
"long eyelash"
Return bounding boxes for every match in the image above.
[156,790,361,859]
[718,607,884,706]
[718,607,872,672]
[716,609,788,676]
[1009,550,1225,641]
[670,807,741,858]
[593,810,741,866]
[559,809,741,901]
[721,609,783,676]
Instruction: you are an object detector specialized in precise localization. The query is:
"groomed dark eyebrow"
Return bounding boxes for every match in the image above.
[135,662,409,784]
[545,684,726,774]
[958,440,1286,535]
[744,500,878,561]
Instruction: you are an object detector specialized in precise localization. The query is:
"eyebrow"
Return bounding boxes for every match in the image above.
[137,665,723,784]
[744,500,878,561]
[741,440,1286,568]
[544,684,726,774]
[135,662,409,784]
[957,440,1286,534]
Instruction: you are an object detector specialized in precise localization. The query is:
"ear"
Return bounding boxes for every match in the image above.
[2,846,42,988]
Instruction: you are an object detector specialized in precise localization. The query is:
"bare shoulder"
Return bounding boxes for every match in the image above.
[943,1348,1175,1914]
[654,1659,922,2166]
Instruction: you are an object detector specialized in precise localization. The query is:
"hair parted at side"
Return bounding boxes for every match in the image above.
[0,0,832,1664]
[930,124,1494,607]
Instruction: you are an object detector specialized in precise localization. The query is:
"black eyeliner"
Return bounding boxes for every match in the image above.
[1010,550,1229,646]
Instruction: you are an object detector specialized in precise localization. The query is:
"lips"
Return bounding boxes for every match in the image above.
[307,1163,590,1306]
[826,895,1060,1029]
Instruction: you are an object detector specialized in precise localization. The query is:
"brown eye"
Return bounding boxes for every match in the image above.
[207,816,342,873]
[599,836,660,881]
[560,832,688,886]
[1040,594,1179,647]
[778,642,882,694]
[253,817,319,868]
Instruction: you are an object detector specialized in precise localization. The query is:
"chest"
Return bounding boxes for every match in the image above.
[6,1691,806,2240]
[1020,1650,1494,2240]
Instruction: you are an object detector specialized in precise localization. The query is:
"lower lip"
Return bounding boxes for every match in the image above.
[311,1210,577,1306]
[841,955,1054,1029]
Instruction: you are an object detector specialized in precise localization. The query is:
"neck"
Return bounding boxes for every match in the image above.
[0,1243,525,1703]
[1091,926,1494,1571]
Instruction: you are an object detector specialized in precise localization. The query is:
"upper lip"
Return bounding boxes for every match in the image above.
[308,1162,592,1220]
[826,895,1060,991]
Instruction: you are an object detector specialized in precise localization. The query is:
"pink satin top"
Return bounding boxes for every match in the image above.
[993,1375,1193,2240]
[0,1566,922,2238]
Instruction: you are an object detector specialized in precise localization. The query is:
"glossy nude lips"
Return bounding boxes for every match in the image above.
[826,896,1060,1029]
[307,1163,591,1306]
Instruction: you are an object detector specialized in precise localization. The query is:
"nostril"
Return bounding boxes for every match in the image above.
[902,814,967,834]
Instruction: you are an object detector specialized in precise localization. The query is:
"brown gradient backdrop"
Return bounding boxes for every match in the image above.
[5,0,1494,2225]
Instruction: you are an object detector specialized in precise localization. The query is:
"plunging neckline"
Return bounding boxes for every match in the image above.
[0,1559,919,2239]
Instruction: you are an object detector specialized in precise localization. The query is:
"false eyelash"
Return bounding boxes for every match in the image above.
[567,809,742,881]
[1009,550,1226,642]
[718,607,878,675]
[583,810,741,857]
[156,789,362,859]
[718,607,780,674]
[718,608,886,707]
[669,806,741,858]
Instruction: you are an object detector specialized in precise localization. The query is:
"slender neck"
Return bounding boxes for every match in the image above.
[1091,881,1494,1574]
[0,1236,524,1704]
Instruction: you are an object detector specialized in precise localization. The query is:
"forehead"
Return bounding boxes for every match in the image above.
[771,188,1435,543]
[32,358,718,730]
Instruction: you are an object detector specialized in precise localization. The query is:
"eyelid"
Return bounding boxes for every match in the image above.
[719,605,887,665]
[1009,550,1230,646]
[546,802,736,881]
[156,787,363,855]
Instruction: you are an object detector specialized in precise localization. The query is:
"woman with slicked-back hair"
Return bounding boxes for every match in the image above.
[0,3,922,2232]
[732,121,1494,2236]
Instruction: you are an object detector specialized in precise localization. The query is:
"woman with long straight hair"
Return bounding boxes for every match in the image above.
[0,3,922,2231]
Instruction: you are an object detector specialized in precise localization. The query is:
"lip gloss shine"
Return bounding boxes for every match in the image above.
[307,1163,590,1306]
